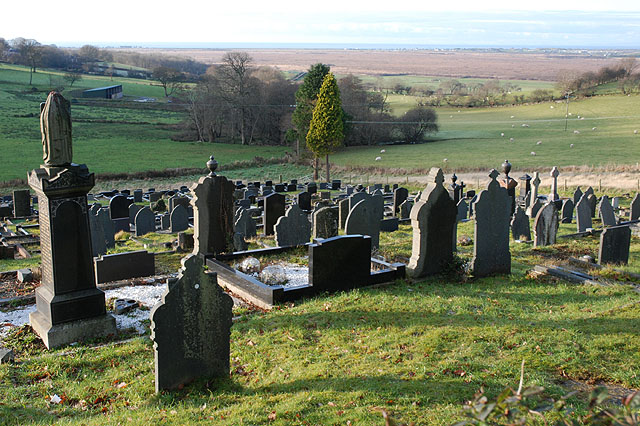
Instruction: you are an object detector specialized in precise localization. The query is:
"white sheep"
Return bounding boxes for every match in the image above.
[573,130,580,134]
[380,149,386,153]
[375,156,382,161]
[509,137,514,142]
[536,141,542,145]
[592,127,597,131]
[501,133,505,137]
[443,158,448,162]
[570,144,574,148]
[531,152,536,156]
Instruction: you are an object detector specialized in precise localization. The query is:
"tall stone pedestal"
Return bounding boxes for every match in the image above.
[28,164,116,349]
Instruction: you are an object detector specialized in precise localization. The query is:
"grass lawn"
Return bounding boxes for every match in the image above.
[0,216,638,425]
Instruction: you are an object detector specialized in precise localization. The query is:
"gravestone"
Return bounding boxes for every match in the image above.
[338,198,350,229]
[135,207,155,237]
[320,191,331,200]
[169,195,190,213]
[190,156,235,256]
[331,179,341,190]
[456,199,468,222]
[399,200,413,219]
[371,192,385,221]
[150,255,233,393]
[573,187,583,206]
[234,208,257,239]
[309,235,371,292]
[407,168,457,278]
[561,199,574,223]
[133,189,143,203]
[584,186,594,197]
[349,191,368,212]
[598,195,617,227]
[274,204,311,247]
[264,193,286,236]
[28,91,116,349]
[12,189,31,217]
[89,204,107,257]
[297,191,311,211]
[575,194,592,233]
[510,206,531,241]
[345,197,381,250]
[313,206,339,239]
[393,187,409,215]
[274,183,285,192]
[233,232,248,251]
[109,194,130,219]
[149,192,162,203]
[631,193,640,221]
[380,217,399,232]
[534,202,559,247]
[94,250,155,283]
[526,172,541,217]
[587,193,598,218]
[612,197,620,209]
[548,166,560,201]
[598,225,631,265]
[128,203,141,225]
[529,199,543,219]
[468,194,478,218]
[472,170,511,277]
[97,207,115,249]
[160,213,170,230]
[170,205,189,233]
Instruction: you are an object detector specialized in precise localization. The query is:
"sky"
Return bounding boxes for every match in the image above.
[3,0,640,48]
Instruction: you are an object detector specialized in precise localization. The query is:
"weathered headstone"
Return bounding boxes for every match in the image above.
[89,204,107,257]
[510,206,531,241]
[349,191,368,212]
[233,232,248,251]
[472,170,511,277]
[598,195,617,227]
[393,187,409,215]
[150,255,233,393]
[407,168,457,278]
[573,187,583,206]
[456,199,468,222]
[274,204,311,247]
[345,197,381,250]
[526,172,541,217]
[575,194,592,233]
[190,156,235,256]
[28,91,116,349]
[598,225,631,265]
[149,192,162,203]
[584,186,595,197]
[128,203,142,225]
[587,193,598,218]
[631,193,640,221]
[234,208,257,239]
[561,199,574,223]
[12,189,31,217]
[170,205,189,233]
[468,194,478,218]
[534,202,559,247]
[160,213,170,230]
[548,166,560,201]
[313,206,339,239]
[135,207,155,237]
[264,192,285,236]
[399,199,413,219]
[168,195,190,213]
[529,199,542,219]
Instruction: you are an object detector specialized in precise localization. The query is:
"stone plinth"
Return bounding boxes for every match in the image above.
[28,164,115,349]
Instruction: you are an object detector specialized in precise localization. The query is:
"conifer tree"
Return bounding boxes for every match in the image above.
[306,72,344,182]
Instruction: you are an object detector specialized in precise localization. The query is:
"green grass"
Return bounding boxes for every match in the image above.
[336,94,640,171]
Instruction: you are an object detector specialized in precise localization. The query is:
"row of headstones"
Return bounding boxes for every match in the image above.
[0,190,35,218]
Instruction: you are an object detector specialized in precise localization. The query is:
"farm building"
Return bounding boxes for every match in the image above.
[82,85,123,99]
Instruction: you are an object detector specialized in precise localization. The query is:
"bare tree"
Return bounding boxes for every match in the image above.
[153,66,184,97]
[12,38,43,85]
[0,38,9,62]
[216,52,255,145]
[63,70,83,87]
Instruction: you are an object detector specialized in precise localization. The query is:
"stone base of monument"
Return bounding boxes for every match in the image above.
[30,311,117,349]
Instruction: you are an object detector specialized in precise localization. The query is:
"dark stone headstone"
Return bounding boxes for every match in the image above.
[149,192,162,203]
[274,204,311,247]
[456,199,468,222]
[12,189,31,217]
[587,193,597,218]
[133,189,143,203]
[380,217,399,232]
[598,225,631,265]
[160,213,170,230]
[561,199,574,224]
[393,187,409,215]
[306,182,317,194]
[177,232,194,251]
[534,202,559,247]
[135,207,155,236]
[234,208,257,239]
[94,250,155,283]
[472,170,511,277]
[598,195,617,227]
[319,182,329,190]
[331,179,341,190]
[297,191,312,211]
[264,193,285,236]
[338,198,350,230]
[573,187,583,206]
[309,235,371,292]
[631,193,640,221]
[28,163,116,349]
[510,206,531,241]
[128,203,142,225]
[287,184,297,192]
[584,186,594,197]
[399,200,413,219]
[407,168,457,278]
[150,255,233,393]
[170,205,189,233]
[313,206,339,239]
[575,194,592,233]
[89,204,107,256]
[349,191,368,212]
[191,167,235,256]
[274,183,285,192]
[345,197,381,250]
[109,195,130,220]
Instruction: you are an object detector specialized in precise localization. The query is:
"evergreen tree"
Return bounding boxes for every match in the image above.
[306,72,344,182]
[292,63,330,177]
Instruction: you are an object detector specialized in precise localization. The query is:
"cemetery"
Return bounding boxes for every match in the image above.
[0,92,638,424]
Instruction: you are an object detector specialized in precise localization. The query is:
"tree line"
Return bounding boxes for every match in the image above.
[176,53,438,150]
[556,57,639,96]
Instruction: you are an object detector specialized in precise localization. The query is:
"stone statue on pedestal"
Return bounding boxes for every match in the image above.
[40,91,73,167]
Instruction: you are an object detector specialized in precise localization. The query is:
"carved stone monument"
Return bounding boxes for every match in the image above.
[29,92,116,349]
